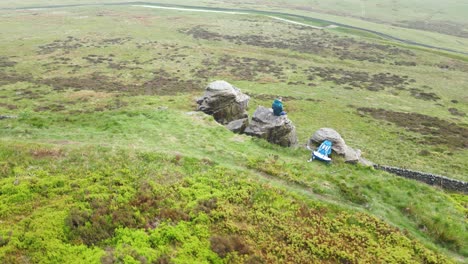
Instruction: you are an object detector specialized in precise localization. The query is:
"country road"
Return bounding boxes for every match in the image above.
[133,4,326,29]
[2,1,467,55]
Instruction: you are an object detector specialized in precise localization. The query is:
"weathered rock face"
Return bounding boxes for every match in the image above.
[196,80,249,124]
[310,128,347,154]
[244,106,298,147]
[309,128,373,166]
[226,118,249,134]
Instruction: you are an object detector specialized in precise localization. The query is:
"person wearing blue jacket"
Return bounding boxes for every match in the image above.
[272,97,287,116]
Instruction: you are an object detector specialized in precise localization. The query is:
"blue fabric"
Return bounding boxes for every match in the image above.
[317,140,332,156]
[272,99,283,116]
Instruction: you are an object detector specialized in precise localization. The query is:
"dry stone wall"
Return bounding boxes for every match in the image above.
[374,165,467,193]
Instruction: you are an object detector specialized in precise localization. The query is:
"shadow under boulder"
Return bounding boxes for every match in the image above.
[197,80,249,125]
[244,106,298,147]
[309,128,373,166]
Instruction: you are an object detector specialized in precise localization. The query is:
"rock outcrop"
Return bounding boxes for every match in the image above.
[310,128,347,155]
[0,115,17,120]
[309,128,373,166]
[196,81,249,125]
[244,106,298,147]
[226,118,249,133]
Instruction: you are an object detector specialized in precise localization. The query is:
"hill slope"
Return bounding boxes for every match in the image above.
[0,2,467,263]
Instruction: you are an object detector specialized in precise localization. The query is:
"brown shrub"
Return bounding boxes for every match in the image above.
[357,107,468,148]
[210,235,251,258]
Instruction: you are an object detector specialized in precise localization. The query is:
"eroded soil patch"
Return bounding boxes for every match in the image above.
[303,66,413,91]
[38,70,201,96]
[409,88,440,101]
[38,38,193,75]
[357,108,468,148]
[38,73,127,92]
[0,103,18,110]
[436,60,468,72]
[141,69,202,95]
[247,93,321,102]
[1,67,201,99]
[181,26,415,64]
[30,148,63,159]
[38,36,133,55]
[193,55,286,81]
[34,103,66,112]
[0,57,17,67]
[0,71,32,86]
[82,54,143,71]
[448,108,466,117]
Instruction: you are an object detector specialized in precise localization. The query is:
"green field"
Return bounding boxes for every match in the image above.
[1,0,467,53]
[0,2,467,263]
[213,0,468,36]
[3,0,468,29]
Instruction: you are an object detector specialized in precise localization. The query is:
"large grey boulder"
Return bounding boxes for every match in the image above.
[244,106,298,147]
[309,128,373,166]
[310,128,347,154]
[196,80,249,124]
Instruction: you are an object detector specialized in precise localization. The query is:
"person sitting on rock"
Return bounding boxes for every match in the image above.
[272,97,287,116]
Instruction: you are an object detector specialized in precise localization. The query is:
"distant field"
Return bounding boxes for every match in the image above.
[4,0,468,29]
[2,1,467,57]
[3,0,468,30]
[0,3,467,263]
[224,0,468,37]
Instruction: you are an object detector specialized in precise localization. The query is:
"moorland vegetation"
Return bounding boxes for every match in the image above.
[0,1,467,263]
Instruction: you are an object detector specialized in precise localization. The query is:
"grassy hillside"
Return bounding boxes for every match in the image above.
[1,141,465,263]
[0,2,467,263]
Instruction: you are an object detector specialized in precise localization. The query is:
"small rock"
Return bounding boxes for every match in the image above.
[226,118,249,133]
[0,115,18,120]
[344,146,361,164]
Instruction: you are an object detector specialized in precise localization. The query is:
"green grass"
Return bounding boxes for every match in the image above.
[3,0,467,27]
[0,3,467,263]
[244,0,468,27]
[1,1,467,53]
[277,8,468,53]
[0,142,464,263]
